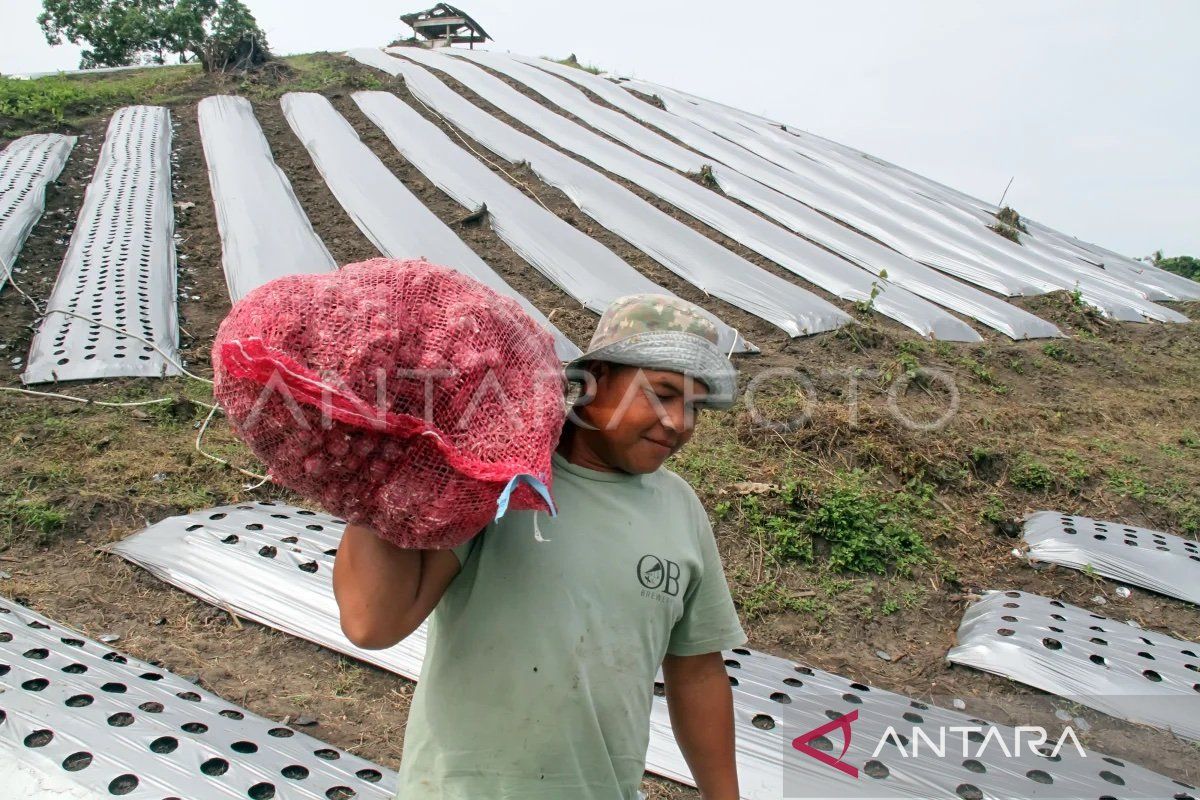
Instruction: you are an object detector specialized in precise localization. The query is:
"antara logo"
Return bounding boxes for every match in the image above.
[791,711,1087,778]
[792,710,859,778]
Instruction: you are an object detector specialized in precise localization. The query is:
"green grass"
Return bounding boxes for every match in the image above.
[547,54,603,74]
[0,65,201,135]
[1009,454,1054,492]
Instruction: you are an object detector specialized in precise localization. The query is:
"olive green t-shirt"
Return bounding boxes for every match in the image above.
[394,451,746,799]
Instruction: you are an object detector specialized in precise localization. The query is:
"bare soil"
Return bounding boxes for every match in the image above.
[2,54,1198,796]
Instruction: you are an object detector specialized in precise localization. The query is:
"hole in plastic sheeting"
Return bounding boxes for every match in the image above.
[66,694,94,707]
[910,700,929,710]
[231,741,259,754]
[842,693,863,704]
[1090,637,1108,646]
[783,677,803,687]
[997,628,1015,637]
[1027,769,1053,784]
[863,760,889,779]
[24,729,54,747]
[259,546,277,558]
[794,665,814,675]
[1042,638,1062,650]
[281,765,310,780]
[61,637,85,647]
[299,561,319,573]
[28,620,50,629]
[1101,771,1126,786]
[185,524,203,531]
[652,682,665,697]
[1001,615,1018,623]
[356,769,383,783]
[177,691,201,702]
[903,711,924,724]
[1049,600,1066,608]
[103,652,128,664]
[967,731,985,744]
[849,682,870,692]
[108,774,139,795]
[1048,626,1064,634]
[1005,591,1020,598]
[1138,651,1155,660]
[245,523,264,531]
[962,759,986,774]
[108,712,135,727]
[23,647,49,659]
[181,722,208,734]
[0,664,8,677]
[751,713,775,730]
[728,676,739,687]
[1049,614,1066,622]
[222,535,240,544]
[221,709,245,720]
[305,524,324,532]
[324,549,339,557]
[956,784,983,800]
[1102,757,1125,767]
[280,536,299,544]
[1144,670,1163,682]
[732,647,750,655]
[0,632,11,643]
[248,784,276,799]
[724,659,741,669]
[101,682,127,693]
[62,663,87,674]
[140,672,164,681]
[268,726,294,738]
[770,692,791,704]
[139,701,164,713]
[210,513,227,521]
[23,678,50,691]
[201,757,230,776]
[327,788,356,800]
[1090,654,1107,666]
[63,751,93,771]
[150,736,179,753]
[314,748,340,760]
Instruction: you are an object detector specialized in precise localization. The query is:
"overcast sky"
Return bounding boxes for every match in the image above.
[4,0,1197,258]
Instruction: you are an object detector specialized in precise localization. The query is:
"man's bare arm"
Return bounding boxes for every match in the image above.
[332,522,463,649]
[663,651,739,800]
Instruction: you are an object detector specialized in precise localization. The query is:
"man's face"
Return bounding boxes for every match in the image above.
[573,364,708,474]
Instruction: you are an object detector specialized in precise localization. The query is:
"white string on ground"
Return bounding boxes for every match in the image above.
[0,257,46,314]
[0,385,214,410]
[194,401,269,481]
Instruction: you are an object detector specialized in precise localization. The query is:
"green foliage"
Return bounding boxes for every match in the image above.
[1154,253,1200,281]
[1041,341,1071,362]
[1,493,67,545]
[854,270,888,315]
[979,494,1006,525]
[1009,454,1054,492]
[37,0,269,71]
[0,67,197,133]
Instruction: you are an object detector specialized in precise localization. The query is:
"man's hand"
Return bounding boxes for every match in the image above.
[662,651,739,800]
[332,523,462,649]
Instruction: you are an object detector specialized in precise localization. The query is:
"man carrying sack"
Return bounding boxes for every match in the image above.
[334,294,746,799]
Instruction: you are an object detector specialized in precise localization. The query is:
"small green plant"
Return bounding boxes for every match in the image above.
[854,270,888,315]
[980,494,1007,525]
[1009,455,1054,493]
[1042,341,1072,362]
[1069,283,1085,309]
[1107,470,1148,499]
[1180,430,1199,449]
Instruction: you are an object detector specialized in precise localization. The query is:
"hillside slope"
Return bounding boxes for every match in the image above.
[1,53,1198,793]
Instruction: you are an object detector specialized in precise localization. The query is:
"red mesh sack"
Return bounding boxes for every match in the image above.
[212,258,565,549]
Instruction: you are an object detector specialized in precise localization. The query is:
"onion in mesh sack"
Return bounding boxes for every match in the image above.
[212,258,565,549]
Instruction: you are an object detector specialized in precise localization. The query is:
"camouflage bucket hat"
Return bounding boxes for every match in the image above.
[565,294,738,408]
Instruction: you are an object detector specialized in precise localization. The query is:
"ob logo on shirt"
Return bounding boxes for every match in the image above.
[637,554,681,601]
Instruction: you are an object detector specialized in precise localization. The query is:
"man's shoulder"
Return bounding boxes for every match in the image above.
[653,466,705,510]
